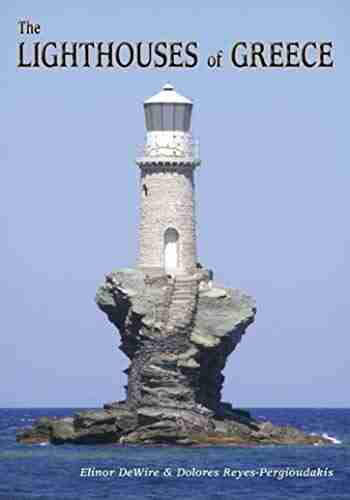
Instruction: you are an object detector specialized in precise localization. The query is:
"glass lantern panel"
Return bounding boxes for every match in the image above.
[184,105,192,132]
[145,103,192,131]
[174,104,186,130]
[151,104,163,130]
[162,104,173,130]
[144,105,152,130]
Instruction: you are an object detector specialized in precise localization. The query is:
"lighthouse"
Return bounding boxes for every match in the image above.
[136,84,200,276]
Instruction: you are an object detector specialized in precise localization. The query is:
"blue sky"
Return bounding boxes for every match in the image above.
[1,1,349,407]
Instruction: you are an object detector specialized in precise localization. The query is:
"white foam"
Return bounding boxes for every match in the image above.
[322,433,342,444]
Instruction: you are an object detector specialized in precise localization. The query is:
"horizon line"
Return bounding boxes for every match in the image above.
[1,405,349,409]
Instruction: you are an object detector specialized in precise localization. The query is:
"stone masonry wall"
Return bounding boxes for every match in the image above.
[138,164,197,273]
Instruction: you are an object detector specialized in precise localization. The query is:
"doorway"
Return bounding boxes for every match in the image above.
[164,228,179,273]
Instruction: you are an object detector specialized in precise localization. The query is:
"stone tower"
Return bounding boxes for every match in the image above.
[136,83,200,276]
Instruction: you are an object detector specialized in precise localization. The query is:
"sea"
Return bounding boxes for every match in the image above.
[0,408,349,500]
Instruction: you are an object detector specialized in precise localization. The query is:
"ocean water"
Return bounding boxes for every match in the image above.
[0,408,349,500]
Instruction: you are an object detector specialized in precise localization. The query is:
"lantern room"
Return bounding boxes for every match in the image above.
[143,83,193,132]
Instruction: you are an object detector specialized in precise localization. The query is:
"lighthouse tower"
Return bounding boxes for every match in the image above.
[136,84,200,276]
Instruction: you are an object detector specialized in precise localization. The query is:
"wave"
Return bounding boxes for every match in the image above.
[322,433,342,444]
[310,431,342,444]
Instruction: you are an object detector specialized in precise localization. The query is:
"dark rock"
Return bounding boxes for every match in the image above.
[74,409,116,429]
[70,404,138,444]
[74,424,119,444]
[16,416,54,444]
[17,268,334,447]
[16,428,49,444]
[51,418,75,444]
[95,268,256,415]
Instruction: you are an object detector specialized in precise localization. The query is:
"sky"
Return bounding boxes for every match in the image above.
[1,1,349,407]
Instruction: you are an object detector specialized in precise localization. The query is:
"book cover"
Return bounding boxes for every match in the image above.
[1,2,348,499]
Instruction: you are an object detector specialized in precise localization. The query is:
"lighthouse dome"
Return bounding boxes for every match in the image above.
[144,84,193,132]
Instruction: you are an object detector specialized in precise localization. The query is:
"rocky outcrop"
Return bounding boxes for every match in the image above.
[16,402,331,446]
[95,268,255,416]
[16,268,333,446]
